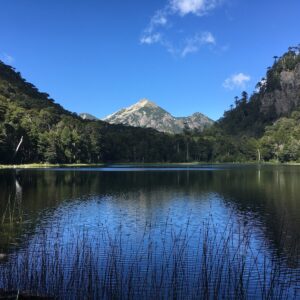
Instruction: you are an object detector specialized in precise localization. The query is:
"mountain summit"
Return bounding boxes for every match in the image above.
[79,113,98,121]
[103,99,214,134]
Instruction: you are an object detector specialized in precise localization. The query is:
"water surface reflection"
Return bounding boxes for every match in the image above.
[0,166,299,298]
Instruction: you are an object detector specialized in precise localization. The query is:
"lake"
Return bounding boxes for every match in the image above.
[0,165,299,299]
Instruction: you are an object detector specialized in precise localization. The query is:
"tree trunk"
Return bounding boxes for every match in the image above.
[14,136,23,157]
[186,141,189,162]
[257,148,261,162]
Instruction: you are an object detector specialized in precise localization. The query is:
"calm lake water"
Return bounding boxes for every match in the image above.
[0,165,299,299]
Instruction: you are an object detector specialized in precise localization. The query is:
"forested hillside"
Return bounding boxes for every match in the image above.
[0,61,208,164]
[0,45,300,164]
[218,46,300,137]
[0,61,102,163]
[213,45,300,162]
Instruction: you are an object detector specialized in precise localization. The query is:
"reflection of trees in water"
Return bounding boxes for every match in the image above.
[1,172,23,225]
[0,172,24,253]
[0,167,299,266]
[200,167,300,268]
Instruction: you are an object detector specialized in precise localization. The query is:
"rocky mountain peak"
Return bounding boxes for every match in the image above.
[103,99,214,134]
[260,62,300,116]
[135,98,157,108]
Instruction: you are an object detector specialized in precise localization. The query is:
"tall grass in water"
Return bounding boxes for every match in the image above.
[0,216,299,299]
[1,178,23,226]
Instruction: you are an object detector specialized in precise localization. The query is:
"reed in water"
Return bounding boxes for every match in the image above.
[0,214,298,299]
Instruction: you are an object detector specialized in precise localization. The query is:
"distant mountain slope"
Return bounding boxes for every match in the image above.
[103,99,214,134]
[79,113,98,121]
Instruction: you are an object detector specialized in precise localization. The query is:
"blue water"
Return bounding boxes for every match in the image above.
[0,166,299,299]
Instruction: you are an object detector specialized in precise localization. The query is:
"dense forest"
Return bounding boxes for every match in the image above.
[0,45,300,164]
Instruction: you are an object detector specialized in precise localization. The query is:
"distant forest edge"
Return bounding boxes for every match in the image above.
[1,45,300,164]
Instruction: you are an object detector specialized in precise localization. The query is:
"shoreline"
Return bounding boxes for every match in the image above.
[0,161,300,169]
[0,163,106,169]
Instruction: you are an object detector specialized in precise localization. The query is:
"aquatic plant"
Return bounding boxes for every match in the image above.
[0,216,298,299]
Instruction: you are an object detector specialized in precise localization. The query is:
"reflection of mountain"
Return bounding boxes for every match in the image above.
[0,167,299,266]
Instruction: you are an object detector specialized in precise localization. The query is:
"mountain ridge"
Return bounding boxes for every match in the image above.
[102,99,214,134]
[79,113,98,121]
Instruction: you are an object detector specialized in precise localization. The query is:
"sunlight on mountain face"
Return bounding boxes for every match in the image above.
[103,98,214,134]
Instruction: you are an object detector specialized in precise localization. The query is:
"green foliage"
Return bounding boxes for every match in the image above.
[0,60,102,164]
[195,126,258,163]
[1,45,300,165]
[219,92,263,136]
[259,112,300,162]
[0,60,199,164]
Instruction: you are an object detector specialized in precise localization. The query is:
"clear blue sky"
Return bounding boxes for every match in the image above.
[1,0,300,121]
